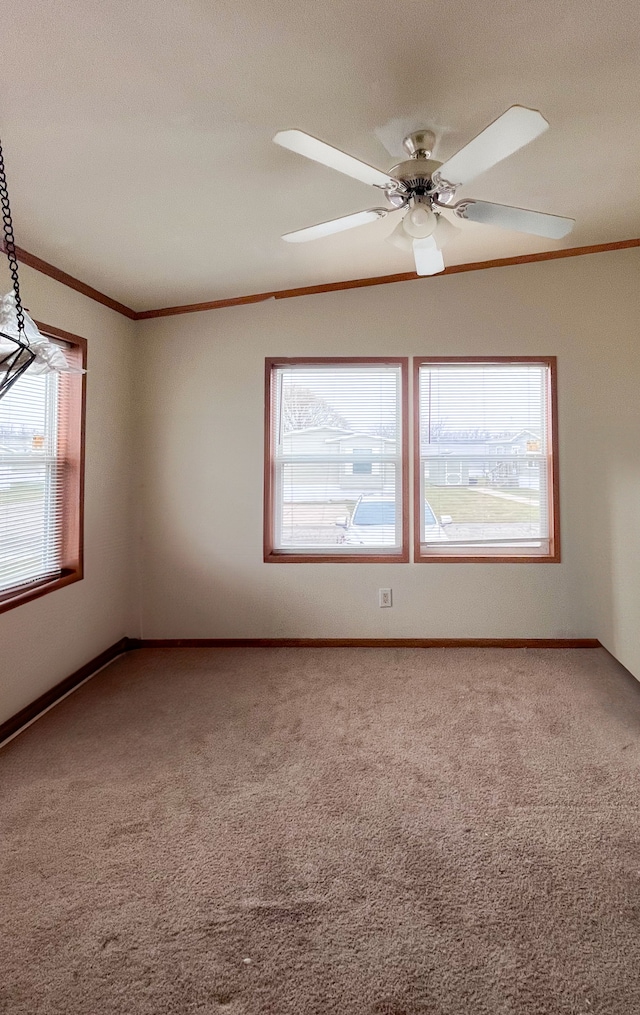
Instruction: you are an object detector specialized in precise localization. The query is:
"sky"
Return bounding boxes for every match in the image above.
[420,365,546,432]
[277,362,547,434]
[279,365,400,433]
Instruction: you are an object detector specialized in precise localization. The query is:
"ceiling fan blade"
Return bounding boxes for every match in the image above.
[274,130,398,189]
[282,208,388,243]
[434,106,549,189]
[453,199,575,238]
[413,236,445,276]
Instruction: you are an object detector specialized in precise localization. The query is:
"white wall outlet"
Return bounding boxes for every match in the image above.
[379,588,392,608]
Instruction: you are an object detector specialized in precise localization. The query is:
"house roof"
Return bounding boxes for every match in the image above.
[486,430,541,443]
[282,426,351,437]
[325,432,395,444]
[432,429,540,445]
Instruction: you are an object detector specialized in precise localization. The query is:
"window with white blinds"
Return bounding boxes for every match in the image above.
[0,334,85,608]
[265,359,408,560]
[416,358,558,561]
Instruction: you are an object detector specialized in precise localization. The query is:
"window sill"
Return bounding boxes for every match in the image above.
[415,552,560,564]
[0,568,83,615]
[265,551,410,564]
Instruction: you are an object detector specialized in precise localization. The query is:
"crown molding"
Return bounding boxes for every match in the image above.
[135,237,640,318]
[13,245,138,319]
[10,236,640,322]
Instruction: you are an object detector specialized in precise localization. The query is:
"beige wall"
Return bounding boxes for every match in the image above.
[2,246,638,727]
[134,248,640,676]
[0,266,137,724]
[574,251,640,677]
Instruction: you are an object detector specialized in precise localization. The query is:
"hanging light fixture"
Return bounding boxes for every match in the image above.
[0,138,35,399]
[0,136,80,400]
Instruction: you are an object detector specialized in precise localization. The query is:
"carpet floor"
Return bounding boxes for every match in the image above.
[1,647,640,1015]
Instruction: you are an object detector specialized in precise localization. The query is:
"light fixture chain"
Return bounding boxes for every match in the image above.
[0,136,26,336]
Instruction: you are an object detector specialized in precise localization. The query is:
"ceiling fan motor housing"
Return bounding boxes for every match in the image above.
[387,156,443,205]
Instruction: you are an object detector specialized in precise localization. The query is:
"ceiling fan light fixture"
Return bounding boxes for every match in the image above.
[433,213,461,246]
[387,206,450,254]
[402,204,438,238]
[387,217,414,252]
[413,235,445,276]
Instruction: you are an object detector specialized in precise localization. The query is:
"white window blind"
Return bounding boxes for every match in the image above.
[418,360,555,557]
[0,347,71,595]
[269,361,404,555]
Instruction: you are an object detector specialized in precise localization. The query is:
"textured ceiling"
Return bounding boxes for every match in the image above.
[1,0,639,311]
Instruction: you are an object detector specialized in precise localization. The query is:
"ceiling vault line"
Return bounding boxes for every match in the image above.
[7,237,640,322]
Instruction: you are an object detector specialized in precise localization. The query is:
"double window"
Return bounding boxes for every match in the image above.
[265,357,559,563]
[0,325,86,612]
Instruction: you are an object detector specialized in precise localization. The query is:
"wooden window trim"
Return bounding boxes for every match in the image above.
[0,322,86,613]
[412,356,560,564]
[264,357,410,563]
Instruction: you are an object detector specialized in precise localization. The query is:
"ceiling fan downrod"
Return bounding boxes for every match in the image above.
[386,130,445,209]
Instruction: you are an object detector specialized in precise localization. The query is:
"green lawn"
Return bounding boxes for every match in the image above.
[425,484,540,523]
[491,485,540,503]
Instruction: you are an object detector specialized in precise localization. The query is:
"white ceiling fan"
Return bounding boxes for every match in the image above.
[273,106,575,276]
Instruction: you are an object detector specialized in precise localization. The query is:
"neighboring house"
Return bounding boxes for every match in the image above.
[281,426,396,501]
[280,426,542,499]
[425,429,542,487]
[325,433,396,494]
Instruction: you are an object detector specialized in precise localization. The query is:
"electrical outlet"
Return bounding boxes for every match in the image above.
[379,588,392,608]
